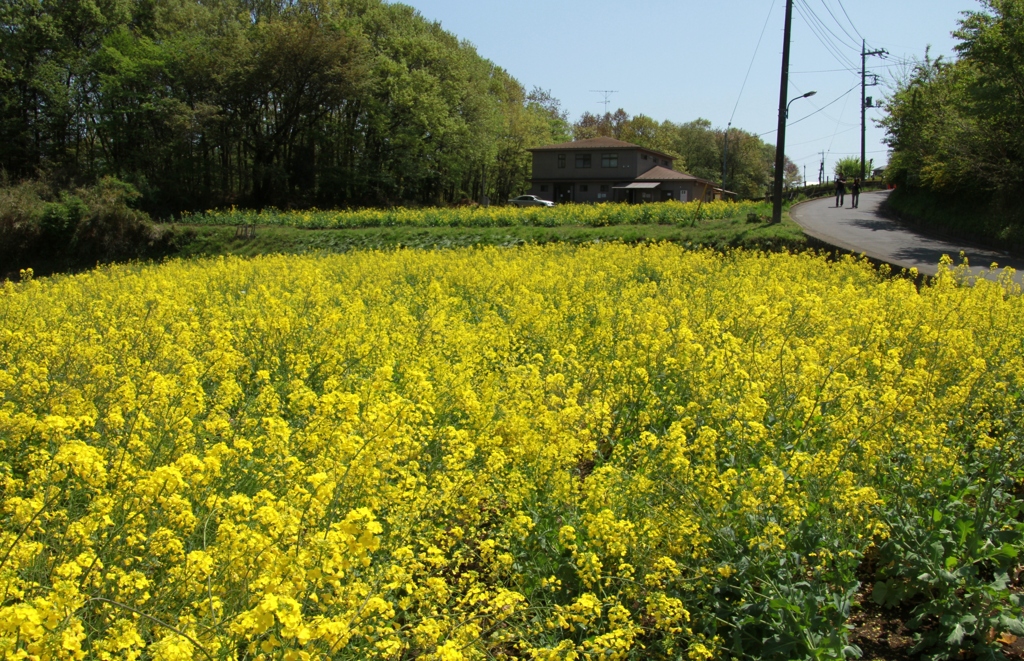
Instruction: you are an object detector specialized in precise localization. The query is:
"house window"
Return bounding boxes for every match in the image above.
[557,154,566,169]
[575,154,592,168]
[601,153,618,168]
[662,159,670,166]
[642,154,648,160]
[600,185,609,192]
[540,185,548,192]
[580,184,589,192]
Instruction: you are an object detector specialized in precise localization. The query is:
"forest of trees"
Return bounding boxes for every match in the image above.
[569,110,790,199]
[1,0,576,214]
[882,0,1024,240]
[1,0,785,215]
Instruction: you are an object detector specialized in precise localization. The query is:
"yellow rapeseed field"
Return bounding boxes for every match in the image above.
[0,245,1022,660]
[182,200,769,229]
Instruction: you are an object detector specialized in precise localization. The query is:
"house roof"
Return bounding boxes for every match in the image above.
[613,182,661,189]
[528,137,676,161]
[635,166,716,186]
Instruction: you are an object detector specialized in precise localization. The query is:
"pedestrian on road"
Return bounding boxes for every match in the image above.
[851,178,861,208]
[835,176,846,208]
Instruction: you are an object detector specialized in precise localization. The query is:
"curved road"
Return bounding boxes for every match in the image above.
[790,190,1024,280]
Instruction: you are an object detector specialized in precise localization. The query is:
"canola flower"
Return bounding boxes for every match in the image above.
[0,245,1022,660]
[180,200,772,230]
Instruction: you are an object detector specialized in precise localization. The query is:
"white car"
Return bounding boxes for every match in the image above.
[508,195,555,208]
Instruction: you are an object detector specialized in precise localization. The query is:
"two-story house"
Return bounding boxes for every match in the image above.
[527,137,719,204]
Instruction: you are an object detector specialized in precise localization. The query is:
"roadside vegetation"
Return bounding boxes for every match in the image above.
[882,0,1024,250]
[0,177,180,280]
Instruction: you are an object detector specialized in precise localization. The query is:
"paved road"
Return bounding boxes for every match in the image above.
[790,190,1024,279]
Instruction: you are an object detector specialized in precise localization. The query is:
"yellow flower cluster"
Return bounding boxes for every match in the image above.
[0,246,1020,659]
[182,200,768,229]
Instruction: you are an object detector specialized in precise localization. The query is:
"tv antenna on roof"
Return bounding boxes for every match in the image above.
[590,90,618,115]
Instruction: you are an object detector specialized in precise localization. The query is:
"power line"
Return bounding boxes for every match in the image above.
[728,0,775,126]
[834,0,864,41]
[724,0,775,190]
[794,2,846,66]
[793,150,826,162]
[792,62,912,73]
[787,125,858,148]
[758,83,861,137]
[796,0,860,54]
[830,149,889,156]
[791,82,859,127]
[793,0,859,73]
[796,11,858,74]
[791,83,860,126]
[828,87,855,153]
[816,0,861,50]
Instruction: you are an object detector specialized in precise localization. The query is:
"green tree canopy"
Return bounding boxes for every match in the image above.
[882,0,1024,201]
[0,0,571,212]
[568,110,776,199]
[834,157,871,179]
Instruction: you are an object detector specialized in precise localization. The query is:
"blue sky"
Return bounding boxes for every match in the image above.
[402,0,976,182]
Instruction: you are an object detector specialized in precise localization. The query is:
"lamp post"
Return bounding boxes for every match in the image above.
[771,89,816,222]
[787,90,817,118]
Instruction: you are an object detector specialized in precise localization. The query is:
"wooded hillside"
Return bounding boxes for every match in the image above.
[882,0,1024,245]
[1,0,788,214]
[1,0,573,213]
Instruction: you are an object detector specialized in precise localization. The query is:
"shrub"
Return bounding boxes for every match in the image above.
[0,177,175,279]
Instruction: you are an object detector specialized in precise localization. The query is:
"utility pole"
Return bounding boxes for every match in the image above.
[722,122,731,191]
[861,40,887,180]
[771,0,795,225]
[480,164,488,207]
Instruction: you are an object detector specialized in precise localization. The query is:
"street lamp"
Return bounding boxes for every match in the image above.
[787,90,817,118]
[772,89,817,223]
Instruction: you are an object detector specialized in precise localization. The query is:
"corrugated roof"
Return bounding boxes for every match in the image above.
[634,166,715,185]
[528,137,675,161]
[614,182,661,189]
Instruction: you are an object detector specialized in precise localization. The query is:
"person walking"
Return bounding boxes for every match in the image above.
[851,178,861,208]
[835,176,846,208]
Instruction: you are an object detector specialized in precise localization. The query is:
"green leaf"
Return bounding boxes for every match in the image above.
[932,508,943,523]
[1003,616,1024,636]
[945,623,965,645]
[768,597,801,614]
[945,556,958,571]
[955,519,974,545]
[871,581,888,606]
